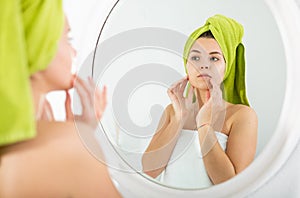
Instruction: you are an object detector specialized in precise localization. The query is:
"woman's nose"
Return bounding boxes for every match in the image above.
[200,66,209,69]
[199,59,210,70]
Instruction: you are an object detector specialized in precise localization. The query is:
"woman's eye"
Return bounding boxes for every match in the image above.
[67,32,74,43]
[210,57,219,62]
[191,56,200,61]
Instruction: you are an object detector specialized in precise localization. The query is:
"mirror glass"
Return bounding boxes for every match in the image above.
[92,0,286,189]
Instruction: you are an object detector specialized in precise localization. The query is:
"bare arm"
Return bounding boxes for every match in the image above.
[142,104,184,178]
[142,77,193,178]
[198,106,258,184]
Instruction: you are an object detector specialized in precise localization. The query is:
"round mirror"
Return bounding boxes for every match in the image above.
[84,0,287,190]
[63,0,300,196]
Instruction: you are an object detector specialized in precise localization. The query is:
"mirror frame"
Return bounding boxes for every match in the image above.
[88,0,300,197]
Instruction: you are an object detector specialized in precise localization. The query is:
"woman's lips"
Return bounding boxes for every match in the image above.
[197,74,212,78]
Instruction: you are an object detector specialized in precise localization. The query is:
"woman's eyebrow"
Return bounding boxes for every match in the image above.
[190,49,223,56]
[190,49,201,53]
[209,51,223,55]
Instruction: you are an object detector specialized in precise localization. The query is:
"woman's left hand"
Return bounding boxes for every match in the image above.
[196,79,226,132]
[65,77,107,128]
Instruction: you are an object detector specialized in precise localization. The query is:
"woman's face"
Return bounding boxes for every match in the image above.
[186,38,225,89]
[41,17,76,91]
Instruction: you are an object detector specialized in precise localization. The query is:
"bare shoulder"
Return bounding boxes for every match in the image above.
[0,121,121,197]
[36,121,99,151]
[228,104,258,131]
[229,104,257,120]
[36,121,96,136]
[227,103,257,120]
[34,121,79,144]
[37,120,76,132]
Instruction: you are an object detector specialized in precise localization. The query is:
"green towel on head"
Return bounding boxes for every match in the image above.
[0,0,64,146]
[183,14,249,106]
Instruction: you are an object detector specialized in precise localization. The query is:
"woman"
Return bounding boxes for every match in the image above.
[0,1,120,197]
[142,14,258,188]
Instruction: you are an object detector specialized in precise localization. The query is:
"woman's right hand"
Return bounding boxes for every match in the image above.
[167,76,194,125]
[65,77,107,128]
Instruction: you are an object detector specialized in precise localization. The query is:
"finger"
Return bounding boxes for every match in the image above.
[82,77,98,114]
[179,78,188,94]
[206,89,211,101]
[193,88,200,111]
[174,83,180,96]
[89,77,106,107]
[167,89,180,107]
[65,90,74,120]
[209,79,221,100]
[174,79,187,98]
[169,77,187,90]
[167,88,176,100]
[88,77,98,111]
[169,78,186,100]
[100,85,107,110]
[210,78,219,90]
[207,78,213,90]
[170,82,180,94]
[95,85,107,120]
[88,76,96,94]
[168,83,179,98]
[187,85,194,101]
[87,77,98,106]
[74,80,93,118]
[75,77,93,104]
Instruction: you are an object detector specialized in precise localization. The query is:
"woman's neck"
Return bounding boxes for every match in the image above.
[30,78,51,120]
[194,88,210,108]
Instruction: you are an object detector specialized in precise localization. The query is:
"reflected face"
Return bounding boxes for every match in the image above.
[42,17,76,91]
[186,38,225,89]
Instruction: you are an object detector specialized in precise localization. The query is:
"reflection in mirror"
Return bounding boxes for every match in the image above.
[93,0,286,190]
[141,14,258,189]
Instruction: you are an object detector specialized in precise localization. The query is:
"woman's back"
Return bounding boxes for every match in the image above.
[0,121,121,198]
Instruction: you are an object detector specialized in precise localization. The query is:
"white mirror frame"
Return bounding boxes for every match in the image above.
[64,0,300,197]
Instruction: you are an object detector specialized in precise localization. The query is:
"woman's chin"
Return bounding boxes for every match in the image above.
[64,75,76,90]
[66,83,74,90]
[56,79,74,91]
[190,82,210,90]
